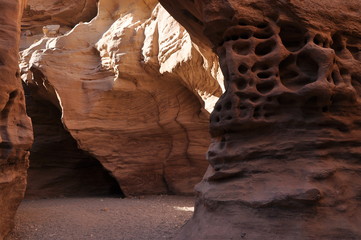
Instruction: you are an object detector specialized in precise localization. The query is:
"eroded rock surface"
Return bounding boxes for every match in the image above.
[21,0,222,196]
[24,85,122,198]
[160,0,361,239]
[20,0,98,49]
[0,0,33,238]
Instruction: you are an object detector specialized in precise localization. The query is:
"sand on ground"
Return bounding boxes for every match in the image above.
[7,195,195,240]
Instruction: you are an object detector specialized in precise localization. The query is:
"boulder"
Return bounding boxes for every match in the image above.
[0,0,33,238]
[159,0,361,239]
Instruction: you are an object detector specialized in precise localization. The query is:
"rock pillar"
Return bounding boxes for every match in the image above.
[160,0,361,239]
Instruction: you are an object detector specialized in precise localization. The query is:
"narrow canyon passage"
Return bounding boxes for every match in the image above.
[2,0,361,239]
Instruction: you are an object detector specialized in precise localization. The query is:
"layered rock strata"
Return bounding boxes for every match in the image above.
[20,0,98,49]
[0,0,33,238]
[160,0,361,239]
[24,85,122,198]
[21,0,223,196]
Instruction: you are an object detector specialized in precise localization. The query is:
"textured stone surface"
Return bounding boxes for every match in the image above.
[20,0,98,49]
[0,0,33,238]
[160,0,361,239]
[24,85,122,199]
[21,0,222,196]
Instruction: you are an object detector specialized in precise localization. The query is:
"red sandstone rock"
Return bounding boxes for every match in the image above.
[160,0,361,239]
[21,0,223,196]
[0,0,33,238]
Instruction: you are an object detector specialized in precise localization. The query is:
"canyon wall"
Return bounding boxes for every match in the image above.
[24,87,122,198]
[0,0,33,238]
[160,0,361,239]
[21,0,223,196]
[21,0,123,199]
[21,0,98,50]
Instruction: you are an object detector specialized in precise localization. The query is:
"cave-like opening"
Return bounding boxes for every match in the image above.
[23,83,123,199]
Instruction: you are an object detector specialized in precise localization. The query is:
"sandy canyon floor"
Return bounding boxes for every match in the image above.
[7,195,195,240]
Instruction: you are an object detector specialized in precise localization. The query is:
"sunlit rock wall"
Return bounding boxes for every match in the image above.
[21,0,223,196]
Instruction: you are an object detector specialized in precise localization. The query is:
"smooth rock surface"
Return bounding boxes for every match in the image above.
[0,0,33,238]
[159,0,361,239]
[21,0,223,196]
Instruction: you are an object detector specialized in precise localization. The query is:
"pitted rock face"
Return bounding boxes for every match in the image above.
[214,21,354,122]
[159,0,361,239]
[208,18,361,170]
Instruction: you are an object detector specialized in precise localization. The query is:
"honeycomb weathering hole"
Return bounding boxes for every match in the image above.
[340,68,349,76]
[331,33,344,52]
[296,52,319,77]
[256,81,275,94]
[279,52,318,90]
[225,29,252,42]
[233,41,251,55]
[313,34,327,47]
[250,94,260,102]
[257,71,272,79]
[256,22,268,29]
[238,64,248,74]
[279,22,307,51]
[253,28,274,39]
[255,39,276,56]
[253,106,261,118]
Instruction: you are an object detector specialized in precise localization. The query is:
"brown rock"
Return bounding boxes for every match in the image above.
[0,0,33,238]
[22,0,98,31]
[159,0,361,239]
[20,0,98,49]
[21,0,222,196]
[24,86,122,199]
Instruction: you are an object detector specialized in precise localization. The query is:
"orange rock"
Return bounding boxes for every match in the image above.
[21,0,223,196]
[0,0,33,238]
[20,0,98,49]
